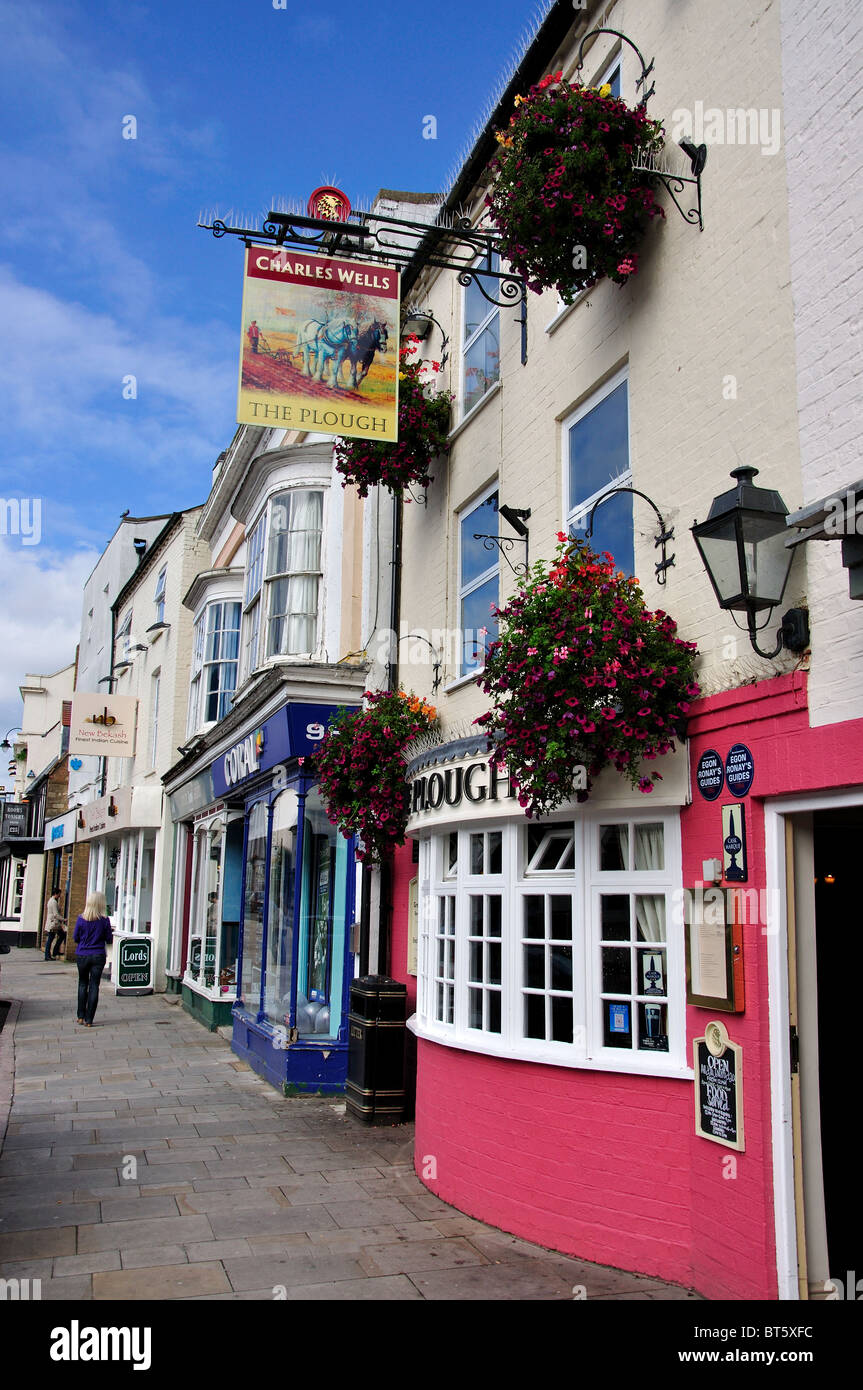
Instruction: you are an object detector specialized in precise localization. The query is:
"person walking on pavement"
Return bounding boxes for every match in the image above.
[44,888,66,960]
[73,890,113,1027]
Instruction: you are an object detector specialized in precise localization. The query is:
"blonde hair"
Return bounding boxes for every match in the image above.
[82,891,108,921]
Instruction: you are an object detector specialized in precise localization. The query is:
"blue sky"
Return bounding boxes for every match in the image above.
[0,0,552,751]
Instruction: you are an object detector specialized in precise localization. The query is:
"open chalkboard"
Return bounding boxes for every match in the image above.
[693,1024,744,1151]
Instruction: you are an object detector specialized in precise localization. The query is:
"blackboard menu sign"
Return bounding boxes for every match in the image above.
[693,1020,744,1151]
[1,803,28,839]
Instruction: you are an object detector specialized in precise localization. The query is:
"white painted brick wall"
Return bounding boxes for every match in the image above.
[781,0,863,727]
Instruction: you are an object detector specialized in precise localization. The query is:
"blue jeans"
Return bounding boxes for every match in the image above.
[77,955,105,1024]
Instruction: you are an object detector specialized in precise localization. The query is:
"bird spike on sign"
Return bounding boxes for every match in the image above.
[307,186,352,223]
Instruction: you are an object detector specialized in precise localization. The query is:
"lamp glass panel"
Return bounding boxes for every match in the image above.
[694,525,745,607]
[740,514,794,607]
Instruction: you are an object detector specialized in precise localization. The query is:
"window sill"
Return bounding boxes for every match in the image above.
[443,670,482,695]
[448,380,502,444]
[407,1014,693,1081]
[182,973,237,1002]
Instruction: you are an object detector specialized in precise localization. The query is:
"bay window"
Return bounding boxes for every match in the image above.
[187,600,241,733]
[241,512,266,679]
[417,810,684,1073]
[264,489,323,658]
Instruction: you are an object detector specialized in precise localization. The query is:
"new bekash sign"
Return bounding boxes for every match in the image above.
[69,695,138,758]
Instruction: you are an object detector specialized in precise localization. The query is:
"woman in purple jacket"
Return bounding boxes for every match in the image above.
[74,891,113,1027]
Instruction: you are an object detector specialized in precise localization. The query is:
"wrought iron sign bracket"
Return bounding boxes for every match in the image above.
[575,27,705,230]
[199,209,529,364]
[473,533,529,578]
[585,486,675,585]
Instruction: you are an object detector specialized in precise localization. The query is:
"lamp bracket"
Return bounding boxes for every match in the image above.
[575,27,704,229]
[585,486,675,584]
[473,533,529,578]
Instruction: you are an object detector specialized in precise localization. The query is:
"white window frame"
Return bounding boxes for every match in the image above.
[563,366,632,568]
[460,252,501,420]
[241,513,266,680]
[149,669,160,768]
[262,488,324,661]
[457,484,499,679]
[414,809,688,1078]
[153,566,167,624]
[116,609,132,661]
[187,599,241,735]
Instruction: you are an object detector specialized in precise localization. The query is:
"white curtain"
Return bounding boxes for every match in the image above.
[635,895,665,943]
[634,822,664,871]
[286,491,323,572]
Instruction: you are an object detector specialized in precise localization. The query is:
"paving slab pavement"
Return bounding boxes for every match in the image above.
[0,948,700,1301]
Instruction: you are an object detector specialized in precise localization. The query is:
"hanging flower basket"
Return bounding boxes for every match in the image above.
[313,688,438,863]
[486,72,666,304]
[475,535,699,817]
[334,339,452,498]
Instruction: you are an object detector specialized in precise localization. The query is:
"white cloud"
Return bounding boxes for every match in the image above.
[0,538,99,765]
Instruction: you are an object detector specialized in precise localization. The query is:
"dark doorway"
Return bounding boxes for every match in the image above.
[812,807,860,1284]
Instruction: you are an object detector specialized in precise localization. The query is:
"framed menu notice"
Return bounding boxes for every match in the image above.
[684,884,743,1011]
[693,1020,744,1151]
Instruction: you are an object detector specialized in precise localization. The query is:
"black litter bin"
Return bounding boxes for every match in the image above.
[346,975,407,1124]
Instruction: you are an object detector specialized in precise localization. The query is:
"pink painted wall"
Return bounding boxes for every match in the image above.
[413,672,863,1299]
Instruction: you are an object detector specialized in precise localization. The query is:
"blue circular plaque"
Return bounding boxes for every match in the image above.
[725,743,755,797]
[696,748,724,800]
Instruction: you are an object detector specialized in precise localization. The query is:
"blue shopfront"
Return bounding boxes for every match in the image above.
[217,701,360,1093]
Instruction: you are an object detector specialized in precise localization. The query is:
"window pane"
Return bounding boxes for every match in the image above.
[447,832,458,874]
[602,946,631,995]
[469,940,482,983]
[469,988,483,1029]
[489,832,502,875]
[635,896,666,943]
[569,490,634,574]
[551,996,573,1044]
[634,824,665,871]
[600,825,629,871]
[524,896,545,939]
[638,948,666,998]
[550,896,572,940]
[463,322,500,414]
[525,993,545,1040]
[601,895,630,940]
[488,896,501,937]
[461,576,498,673]
[525,945,545,990]
[488,991,501,1034]
[488,941,501,985]
[603,1000,632,1049]
[470,834,484,875]
[638,1002,669,1052]
[550,945,572,992]
[461,495,499,587]
[464,258,499,341]
[568,381,629,510]
[469,895,483,934]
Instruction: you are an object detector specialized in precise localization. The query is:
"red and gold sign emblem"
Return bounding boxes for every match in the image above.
[307,186,352,222]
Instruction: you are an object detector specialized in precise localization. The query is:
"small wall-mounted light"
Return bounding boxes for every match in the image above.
[131,643,149,653]
[112,660,132,673]
[692,467,810,659]
[107,797,118,817]
[702,858,723,885]
[823,873,836,885]
[77,811,85,830]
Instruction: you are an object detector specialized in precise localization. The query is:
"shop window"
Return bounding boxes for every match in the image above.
[417,813,681,1073]
[264,490,323,659]
[263,790,298,1027]
[240,800,268,1014]
[187,601,241,733]
[459,488,499,676]
[462,253,500,417]
[153,566,167,624]
[564,369,633,575]
[185,814,242,996]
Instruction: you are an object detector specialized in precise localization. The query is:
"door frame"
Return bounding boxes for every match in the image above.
[765,786,863,1301]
